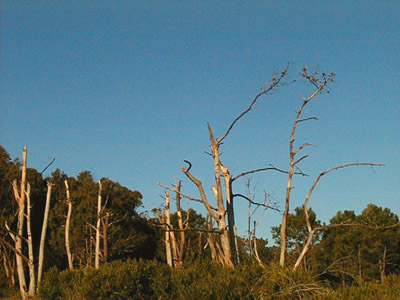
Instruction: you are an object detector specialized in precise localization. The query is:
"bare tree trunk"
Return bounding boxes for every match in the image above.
[220,164,239,265]
[175,181,185,265]
[25,184,36,296]
[37,182,52,289]
[280,71,334,267]
[252,221,264,267]
[64,180,73,270]
[12,146,28,299]
[102,213,109,263]
[95,181,102,269]
[208,124,234,268]
[164,192,173,267]
[293,229,316,271]
[1,245,15,287]
[293,162,384,271]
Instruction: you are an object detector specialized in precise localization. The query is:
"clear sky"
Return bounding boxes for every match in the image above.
[1,1,399,243]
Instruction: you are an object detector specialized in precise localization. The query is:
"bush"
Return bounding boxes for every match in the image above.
[330,274,400,300]
[38,259,400,300]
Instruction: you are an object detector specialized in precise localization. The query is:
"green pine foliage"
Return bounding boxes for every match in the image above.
[1,144,400,299]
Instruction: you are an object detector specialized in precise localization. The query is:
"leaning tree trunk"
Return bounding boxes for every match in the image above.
[37,182,52,288]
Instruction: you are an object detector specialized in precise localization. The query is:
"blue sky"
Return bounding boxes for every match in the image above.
[1,1,399,242]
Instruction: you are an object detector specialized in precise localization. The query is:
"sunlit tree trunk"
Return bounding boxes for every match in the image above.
[95,181,102,269]
[25,184,36,296]
[175,181,185,265]
[37,182,52,289]
[101,213,110,263]
[64,180,73,270]
[163,192,173,267]
[12,146,28,299]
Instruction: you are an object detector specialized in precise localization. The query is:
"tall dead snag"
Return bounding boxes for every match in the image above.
[174,180,185,265]
[164,192,174,267]
[37,181,52,288]
[293,162,385,271]
[178,68,289,268]
[25,184,36,296]
[12,146,28,299]
[95,180,102,269]
[181,157,233,268]
[280,68,334,267]
[101,212,110,263]
[64,179,74,270]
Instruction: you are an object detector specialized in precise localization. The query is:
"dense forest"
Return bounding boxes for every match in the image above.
[1,69,399,299]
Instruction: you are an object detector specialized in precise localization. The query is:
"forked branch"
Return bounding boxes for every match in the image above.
[218,67,289,144]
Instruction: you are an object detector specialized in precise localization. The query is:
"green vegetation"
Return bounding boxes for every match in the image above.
[1,142,399,299]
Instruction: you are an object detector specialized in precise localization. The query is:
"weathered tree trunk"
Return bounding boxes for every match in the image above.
[252,221,264,267]
[101,213,110,263]
[208,124,234,268]
[95,181,102,269]
[64,180,74,270]
[280,72,334,267]
[175,181,185,265]
[37,182,52,288]
[164,192,173,267]
[12,146,28,299]
[25,184,36,296]
[293,162,384,271]
[220,164,239,264]
[1,245,15,287]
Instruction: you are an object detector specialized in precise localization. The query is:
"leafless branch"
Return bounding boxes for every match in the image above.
[154,222,222,234]
[232,165,289,182]
[294,155,309,166]
[233,193,281,212]
[0,237,30,264]
[294,143,316,155]
[157,182,218,211]
[297,117,319,123]
[181,163,218,220]
[40,157,56,174]
[217,66,289,144]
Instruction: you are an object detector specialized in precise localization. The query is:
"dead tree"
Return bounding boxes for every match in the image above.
[12,146,28,299]
[95,180,102,269]
[176,68,289,267]
[292,163,385,271]
[64,180,74,270]
[37,182,52,288]
[280,68,334,267]
[175,180,185,265]
[25,184,36,296]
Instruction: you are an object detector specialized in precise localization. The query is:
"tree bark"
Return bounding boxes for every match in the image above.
[64,180,74,270]
[175,181,185,264]
[220,164,239,264]
[13,146,28,299]
[25,184,36,296]
[164,192,173,267]
[293,162,384,271]
[102,213,110,263]
[37,182,52,288]
[208,124,234,268]
[95,181,102,269]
